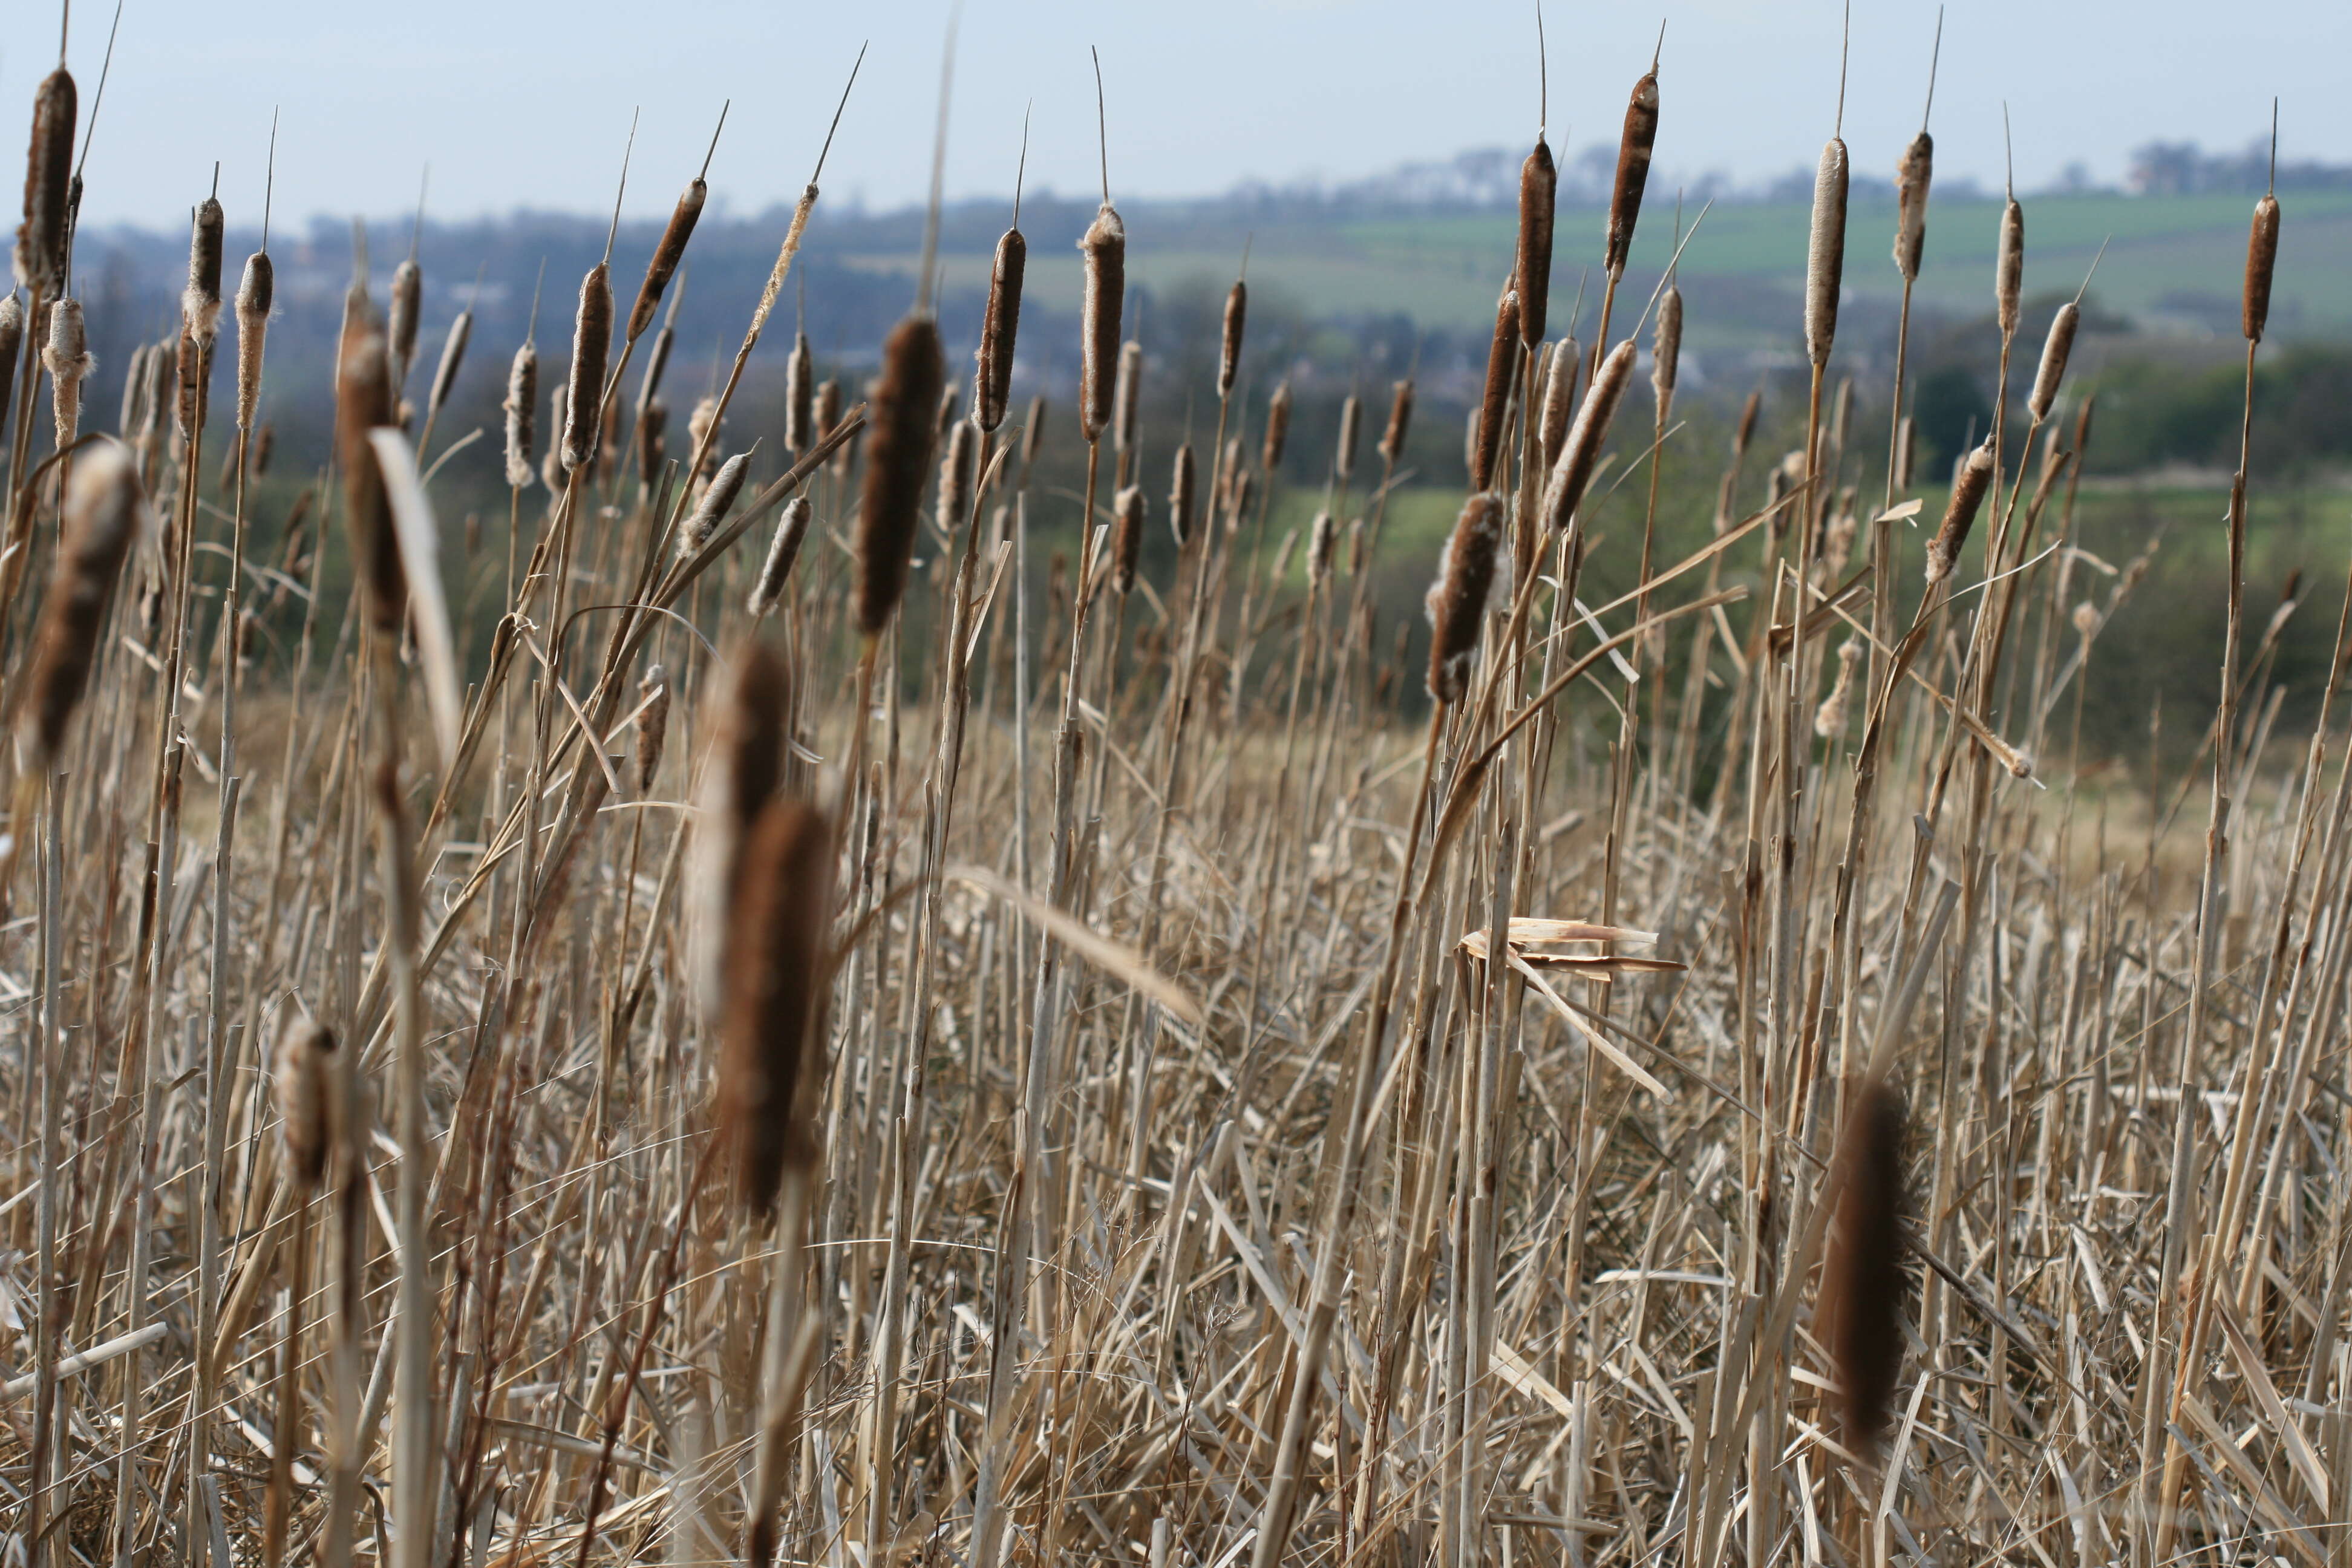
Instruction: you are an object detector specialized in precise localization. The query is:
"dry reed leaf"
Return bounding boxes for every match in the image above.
[948,863,1201,1024]
[367,428,463,768]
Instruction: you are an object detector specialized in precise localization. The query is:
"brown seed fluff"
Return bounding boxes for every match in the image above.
[749,495,814,617]
[1471,283,1521,492]
[1604,74,1662,279]
[1335,394,1363,486]
[1996,195,2024,338]
[1540,339,1581,470]
[338,330,407,633]
[939,418,978,535]
[274,1016,338,1192]
[679,451,753,560]
[185,197,226,343]
[1308,510,1339,586]
[854,315,946,636]
[1735,388,1761,457]
[15,68,75,294]
[1542,339,1637,530]
[426,302,471,426]
[387,256,422,385]
[1818,1077,1910,1463]
[1924,440,1996,585]
[636,664,670,792]
[1806,138,1850,368]
[1517,136,1557,345]
[1022,393,1048,471]
[1262,379,1293,473]
[1168,442,1197,547]
[974,226,1026,433]
[2244,193,2281,343]
[1379,377,1414,465]
[1218,277,1246,398]
[1894,131,1933,281]
[1111,484,1146,593]
[1652,286,1683,421]
[630,177,706,342]
[22,442,142,768]
[561,262,612,471]
[42,296,91,451]
[1112,338,1143,455]
[719,797,835,1213]
[636,400,668,486]
[503,340,538,489]
[235,252,274,433]
[2027,301,2080,422]
[1078,201,1126,442]
[1426,492,1505,703]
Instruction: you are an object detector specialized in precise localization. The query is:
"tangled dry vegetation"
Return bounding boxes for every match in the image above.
[1,15,2345,1568]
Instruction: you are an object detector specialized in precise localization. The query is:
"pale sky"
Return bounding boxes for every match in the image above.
[9,0,2338,230]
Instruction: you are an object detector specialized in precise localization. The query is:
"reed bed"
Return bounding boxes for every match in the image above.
[1,21,2346,1568]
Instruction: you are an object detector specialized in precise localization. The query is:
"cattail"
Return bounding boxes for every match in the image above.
[273,1017,338,1192]
[1831,377,1854,452]
[636,665,671,791]
[1996,194,2024,338]
[1735,388,1760,457]
[678,451,752,561]
[1823,508,1858,578]
[1517,136,1557,345]
[387,256,422,386]
[2072,600,2100,638]
[936,384,961,436]
[144,336,176,451]
[1022,394,1048,472]
[1225,468,1253,532]
[636,400,668,486]
[21,442,142,767]
[1806,137,1849,368]
[687,395,722,484]
[1540,339,1581,469]
[1606,71,1661,278]
[1345,515,1365,576]
[338,330,406,633]
[2244,192,2281,344]
[2027,302,2080,422]
[426,299,471,428]
[939,419,977,534]
[185,197,226,344]
[0,294,22,434]
[720,796,834,1212]
[1651,285,1682,420]
[1379,378,1414,465]
[1168,442,1197,547]
[784,330,817,453]
[1218,277,1246,398]
[1112,338,1143,456]
[1541,339,1636,530]
[698,642,792,1004]
[1111,484,1146,593]
[1893,131,1932,281]
[854,315,945,636]
[1814,638,1861,738]
[15,68,75,293]
[235,251,273,432]
[1078,201,1126,442]
[1307,509,1338,587]
[42,296,90,450]
[1819,1077,1910,1463]
[630,178,706,342]
[1269,526,1300,587]
[503,340,538,489]
[1262,379,1292,473]
[1426,492,1505,703]
[1924,440,1994,585]
[1471,282,1520,491]
[749,496,813,617]
[1333,395,1363,487]
[2072,393,2096,457]
[174,321,202,450]
[636,321,675,424]
[1894,416,1915,488]
[253,422,275,476]
[561,263,612,470]
[975,225,1026,433]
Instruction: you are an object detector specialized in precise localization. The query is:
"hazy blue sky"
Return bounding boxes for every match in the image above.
[8,1,2340,230]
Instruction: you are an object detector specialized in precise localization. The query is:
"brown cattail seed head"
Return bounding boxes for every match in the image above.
[1517,136,1558,345]
[697,642,794,1011]
[1471,282,1520,491]
[1307,509,1338,587]
[254,422,275,475]
[1540,339,1581,469]
[854,314,946,636]
[1225,468,1253,531]
[1379,378,1414,465]
[1735,388,1760,457]
[636,664,671,792]
[1167,442,1197,547]
[338,330,407,633]
[1542,339,1637,530]
[974,225,1026,432]
[679,451,752,561]
[387,257,422,387]
[1806,138,1850,368]
[749,495,813,617]
[1020,393,1048,471]
[43,296,91,449]
[687,394,722,482]
[1925,440,1996,585]
[1112,338,1143,454]
[1820,1077,1910,1463]
[2028,301,2080,422]
[561,262,612,470]
[1426,492,1504,703]
[785,330,817,453]
[503,340,538,489]
[0,295,21,433]
[1607,73,1661,278]
[1334,394,1362,485]
[274,1017,338,1193]
[1831,377,1854,454]
[2244,193,2280,343]
[630,177,705,342]
[1651,286,1682,420]
[1111,484,1146,593]
[936,383,961,436]
[1996,196,2024,337]
[1218,277,1247,398]
[1894,131,1932,281]
[720,797,835,1214]
[1262,379,1292,472]
[1078,201,1126,442]
[185,197,226,342]
[939,418,977,534]
[427,304,471,425]
[22,442,142,766]
[15,68,76,294]
[235,252,274,431]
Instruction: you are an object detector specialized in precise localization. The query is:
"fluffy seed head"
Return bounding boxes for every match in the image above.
[1307,509,1338,587]
[337,329,407,632]
[1996,196,2024,336]
[1078,201,1126,442]
[1111,485,1146,593]
[274,1017,339,1192]
[1814,637,1862,738]
[1925,440,1996,585]
[1112,338,1143,454]
[749,495,814,618]
[1894,131,1933,281]
[15,68,75,294]
[2028,301,2080,422]
[503,340,538,488]
[636,664,671,792]
[1167,442,1198,547]
[974,226,1026,432]
[2244,194,2281,343]
[235,252,275,431]
[1517,136,1558,344]
[1734,388,1760,457]
[1819,1077,1910,1463]
[1652,286,1682,420]
[2072,600,2100,636]
[1379,378,1414,465]
[854,314,946,636]
[1426,492,1504,703]
[22,442,142,768]
[42,295,91,449]
[939,419,977,535]
[1334,394,1362,485]
[1262,379,1292,473]
[561,263,613,471]
[785,330,817,453]
[1471,282,1520,491]
[1218,277,1247,397]
[687,394,722,482]
[630,177,705,342]
[1606,73,1661,278]
[1542,339,1637,530]
[679,451,753,560]
[719,797,834,1214]
[426,303,471,425]
[1540,339,1581,470]
[0,295,21,432]
[1806,138,1850,368]
[185,197,226,342]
